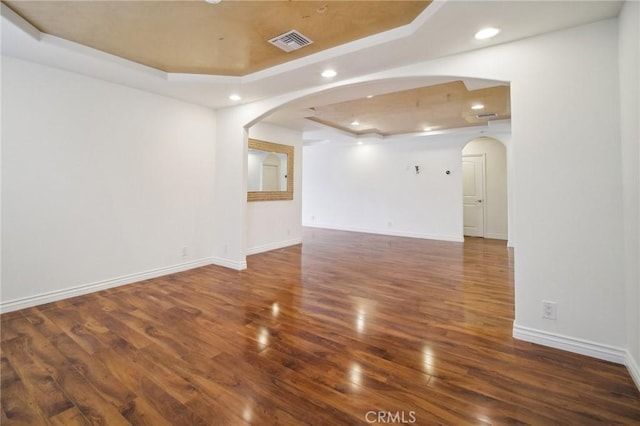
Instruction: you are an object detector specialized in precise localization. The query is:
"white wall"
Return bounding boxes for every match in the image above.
[219,18,629,366]
[211,108,248,270]
[462,137,508,240]
[303,132,511,243]
[247,150,264,191]
[619,0,640,387]
[1,57,217,311]
[246,122,303,255]
[303,134,479,242]
[502,20,626,357]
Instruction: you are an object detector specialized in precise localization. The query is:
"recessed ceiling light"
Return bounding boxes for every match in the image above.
[321,69,337,78]
[366,95,374,99]
[351,121,360,126]
[204,0,222,4]
[423,127,432,132]
[357,141,363,145]
[229,94,242,101]
[474,27,500,40]
[471,104,484,110]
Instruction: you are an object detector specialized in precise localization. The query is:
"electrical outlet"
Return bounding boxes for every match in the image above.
[542,301,557,320]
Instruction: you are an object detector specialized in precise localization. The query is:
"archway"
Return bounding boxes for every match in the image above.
[241,76,514,255]
[211,75,514,268]
[461,137,510,243]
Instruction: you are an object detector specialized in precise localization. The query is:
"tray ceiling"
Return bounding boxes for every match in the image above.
[2,0,430,76]
[306,81,511,136]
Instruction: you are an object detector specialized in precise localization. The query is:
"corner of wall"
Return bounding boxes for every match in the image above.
[626,350,640,391]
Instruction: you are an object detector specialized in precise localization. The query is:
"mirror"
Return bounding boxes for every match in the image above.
[247,138,294,201]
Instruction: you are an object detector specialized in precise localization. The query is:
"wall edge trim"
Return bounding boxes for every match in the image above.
[625,350,640,392]
[210,256,247,271]
[302,223,464,243]
[0,257,217,313]
[512,323,627,364]
[246,238,302,256]
[485,233,508,240]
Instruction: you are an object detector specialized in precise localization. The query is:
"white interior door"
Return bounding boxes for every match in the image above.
[262,164,280,191]
[463,155,485,237]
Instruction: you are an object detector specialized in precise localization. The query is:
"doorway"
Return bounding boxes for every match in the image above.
[261,153,281,191]
[463,154,485,237]
[462,137,508,240]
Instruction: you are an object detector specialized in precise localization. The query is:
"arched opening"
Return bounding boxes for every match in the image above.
[461,137,509,243]
[241,76,513,252]
[227,75,513,265]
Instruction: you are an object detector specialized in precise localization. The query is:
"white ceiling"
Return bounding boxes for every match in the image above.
[1,0,622,125]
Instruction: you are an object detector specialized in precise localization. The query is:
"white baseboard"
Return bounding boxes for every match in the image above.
[302,223,464,243]
[0,257,218,314]
[246,237,302,256]
[512,323,627,364]
[507,240,515,248]
[626,350,640,391]
[210,256,247,271]
[484,233,508,240]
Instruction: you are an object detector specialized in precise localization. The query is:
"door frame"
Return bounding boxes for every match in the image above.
[462,153,487,238]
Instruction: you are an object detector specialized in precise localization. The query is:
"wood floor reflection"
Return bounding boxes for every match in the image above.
[2,228,639,424]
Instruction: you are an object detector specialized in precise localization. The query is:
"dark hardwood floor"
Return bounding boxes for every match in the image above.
[2,228,639,425]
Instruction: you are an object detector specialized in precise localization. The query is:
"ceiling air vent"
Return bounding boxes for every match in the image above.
[268,30,313,53]
[476,112,498,119]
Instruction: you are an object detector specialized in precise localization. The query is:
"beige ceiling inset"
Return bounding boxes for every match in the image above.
[3,0,430,76]
[308,81,511,136]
